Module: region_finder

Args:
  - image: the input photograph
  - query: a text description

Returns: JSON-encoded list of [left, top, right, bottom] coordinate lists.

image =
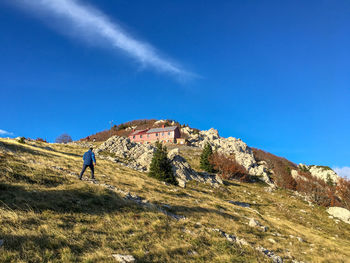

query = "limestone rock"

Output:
[[249, 218, 261, 227], [96, 136, 155, 172], [186, 129, 274, 185], [327, 207, 350, 224], [112, 254, 135, 263], [97, 136, 222, 187], [298, 164, 339, 183]]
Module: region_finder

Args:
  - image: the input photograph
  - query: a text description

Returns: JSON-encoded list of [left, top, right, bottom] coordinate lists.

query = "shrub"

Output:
[[55, 133, 73, 144], [148, 141, 178, 185], [336, 178, 350, 209], [252, 148, 298, 188], [200, 142, 215, 172], [36, 138, 47, 143], [295, 171, 333, 206], [210, 152, 249, 181], [275, 166, 297, 190]]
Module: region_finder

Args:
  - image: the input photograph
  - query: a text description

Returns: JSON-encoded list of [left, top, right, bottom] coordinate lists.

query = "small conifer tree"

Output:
[[148, 141, 178, 185], [200, 142, 214, 172]]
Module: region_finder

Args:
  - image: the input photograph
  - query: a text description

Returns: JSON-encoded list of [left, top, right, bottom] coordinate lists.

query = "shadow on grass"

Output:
[[0, 183, 132, 215], [167, 204, 239, 221], [0, 141, 54, 158], [1, 233, 83, 261]]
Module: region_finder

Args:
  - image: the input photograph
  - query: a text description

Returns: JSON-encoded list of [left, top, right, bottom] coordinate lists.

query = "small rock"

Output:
[[112, 254, 135, 263], [249, 218, 261, 227], [296, 237, 304, 242], [268, 238, 276, 244], [0, 240, 3, 247]]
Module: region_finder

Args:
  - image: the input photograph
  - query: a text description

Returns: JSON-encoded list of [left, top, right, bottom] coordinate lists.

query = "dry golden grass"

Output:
[[0, 138, 349, 263]]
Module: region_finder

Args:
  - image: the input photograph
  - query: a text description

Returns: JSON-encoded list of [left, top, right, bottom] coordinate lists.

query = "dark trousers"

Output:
[[79, 164, 94, 179]]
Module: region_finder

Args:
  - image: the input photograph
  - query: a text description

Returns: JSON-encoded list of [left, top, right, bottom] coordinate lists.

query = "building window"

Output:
[[147, 134, 149, 138], [168, 132, 171, 135], [162, 132, 164, 136], [133, 135, 135, 139], [156, 133, 158, 137], [140, 135, 143, 138]]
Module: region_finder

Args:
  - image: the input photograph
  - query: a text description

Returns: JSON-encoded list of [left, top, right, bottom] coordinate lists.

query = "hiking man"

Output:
[[79, 147, 96, 180]]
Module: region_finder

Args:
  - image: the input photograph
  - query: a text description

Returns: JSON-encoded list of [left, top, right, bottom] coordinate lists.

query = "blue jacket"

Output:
[[83, 150, 96, 165]]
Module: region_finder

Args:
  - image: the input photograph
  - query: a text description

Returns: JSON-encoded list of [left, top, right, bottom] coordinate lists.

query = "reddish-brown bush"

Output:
[[253, 148, 350, 209], [295, 171, 332, 206], [252, 148, 297, 188], [336, 178, 350, 209], [35, 138, 47, 143], [209, 153, 249, 182]]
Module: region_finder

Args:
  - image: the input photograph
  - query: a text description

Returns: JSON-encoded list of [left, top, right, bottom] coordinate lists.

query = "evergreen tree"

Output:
[[148, 141, 178, 185], [200, 142, 214, 172]]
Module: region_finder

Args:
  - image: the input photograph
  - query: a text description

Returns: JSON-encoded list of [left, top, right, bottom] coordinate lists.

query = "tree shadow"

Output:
[[0, 183, 131, 215]]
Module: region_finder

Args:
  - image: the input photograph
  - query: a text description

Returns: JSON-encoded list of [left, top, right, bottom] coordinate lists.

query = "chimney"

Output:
[[162, 125, 165, 128]]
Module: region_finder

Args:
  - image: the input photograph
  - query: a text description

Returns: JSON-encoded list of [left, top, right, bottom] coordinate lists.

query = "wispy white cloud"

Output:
[[0, 129, 14, 136], [333, 166, 350, 179], [11, 0, 193, 80]]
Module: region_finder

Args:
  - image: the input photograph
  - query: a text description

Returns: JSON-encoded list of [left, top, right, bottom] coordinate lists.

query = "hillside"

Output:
[[1, 138, 350, 263]]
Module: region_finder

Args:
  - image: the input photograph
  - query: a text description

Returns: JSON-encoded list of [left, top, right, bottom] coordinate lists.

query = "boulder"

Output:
[[327, 207, 350, 224]]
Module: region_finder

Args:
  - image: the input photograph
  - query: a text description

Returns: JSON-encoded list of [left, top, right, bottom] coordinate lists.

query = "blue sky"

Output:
[[0, 0, 349, 176]]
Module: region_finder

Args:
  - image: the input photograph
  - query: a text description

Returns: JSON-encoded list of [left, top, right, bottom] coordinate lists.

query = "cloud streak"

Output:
[[333, 166, 350, 179], [0, 129, 14, 136], [12, 0, 192, 79]]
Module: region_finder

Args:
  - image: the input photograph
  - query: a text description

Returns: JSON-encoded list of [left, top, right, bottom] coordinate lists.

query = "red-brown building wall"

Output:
[[129, 127, 181, 143]]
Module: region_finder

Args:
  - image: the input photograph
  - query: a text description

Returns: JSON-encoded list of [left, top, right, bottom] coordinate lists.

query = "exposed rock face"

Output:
[[96, 136, 155, 172], [327, 207, 350, 224], [298, 164, 339, 183], [183, 128, 273, 185], [96, 136, 222, 187]]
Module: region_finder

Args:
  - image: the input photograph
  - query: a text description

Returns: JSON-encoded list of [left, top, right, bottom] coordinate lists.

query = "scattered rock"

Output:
[[248, 218, 268, 232], [249, 218, 261, 227], [256, 246, 283, 263], [112, 254, 135, 263], [327, 207, 350, 224], [0, 239, 3, 247]]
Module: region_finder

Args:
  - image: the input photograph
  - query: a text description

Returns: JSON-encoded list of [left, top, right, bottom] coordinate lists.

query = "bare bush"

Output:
[[209, 152, 249, 182], [55, 133, 73, 144]]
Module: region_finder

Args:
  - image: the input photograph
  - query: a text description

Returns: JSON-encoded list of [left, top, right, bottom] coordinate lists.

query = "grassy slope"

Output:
[[0, 139, 349, 263]]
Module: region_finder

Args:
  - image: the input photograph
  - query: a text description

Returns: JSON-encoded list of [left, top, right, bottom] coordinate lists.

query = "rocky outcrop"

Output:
[[167, 148, 222, 188], [298, 164, 339, 183], [96, 136, 155, 172], [183, 128, 273, 185], [96, 136, 222, 187], [327, 207, 350, 224]]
